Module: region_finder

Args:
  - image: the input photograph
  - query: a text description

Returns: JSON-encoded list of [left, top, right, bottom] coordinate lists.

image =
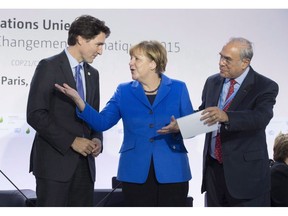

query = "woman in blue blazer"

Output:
[[55, 40, 194, 206]]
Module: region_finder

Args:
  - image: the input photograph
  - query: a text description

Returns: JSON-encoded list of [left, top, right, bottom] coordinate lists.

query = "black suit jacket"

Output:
[[199, 66, 279, 199], [27, 50, 103, 182], [270, 161, 288, 207]]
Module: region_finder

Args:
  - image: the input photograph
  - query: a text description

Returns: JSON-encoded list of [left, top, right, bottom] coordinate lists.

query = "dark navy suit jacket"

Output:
[[27, 50, 102, 182], [199, 66, 279, 199]]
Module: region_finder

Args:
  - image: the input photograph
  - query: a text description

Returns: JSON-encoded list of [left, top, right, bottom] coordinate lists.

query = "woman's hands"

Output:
[[55, 83, 86, 111]]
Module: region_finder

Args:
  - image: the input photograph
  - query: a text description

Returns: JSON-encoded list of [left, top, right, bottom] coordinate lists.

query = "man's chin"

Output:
[[219, 71, 226, 78]]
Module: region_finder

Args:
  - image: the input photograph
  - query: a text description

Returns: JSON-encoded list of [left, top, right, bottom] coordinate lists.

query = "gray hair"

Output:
[[228, 37, 254, 61]]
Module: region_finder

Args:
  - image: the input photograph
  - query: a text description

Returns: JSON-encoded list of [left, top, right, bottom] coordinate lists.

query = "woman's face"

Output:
[[129, 49, 156, 82]]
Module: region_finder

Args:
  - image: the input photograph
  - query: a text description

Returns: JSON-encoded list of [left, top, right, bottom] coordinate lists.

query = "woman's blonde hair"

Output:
[[129, 40, 167, 75]]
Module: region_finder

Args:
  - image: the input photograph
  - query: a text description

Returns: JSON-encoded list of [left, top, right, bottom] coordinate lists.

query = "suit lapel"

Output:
[[131, 81, 152, 108], [210, 76, 224, 107], [229, 68, 255, 110], [83, 63, 92, 103], [59, 51, 76, 89], [203, 75, 224, 108], [152, 74, 171, 108]]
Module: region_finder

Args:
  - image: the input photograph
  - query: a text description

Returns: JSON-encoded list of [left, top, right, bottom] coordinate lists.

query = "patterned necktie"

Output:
[[215, 79, 236, 163], [75, 64, 84, 100]]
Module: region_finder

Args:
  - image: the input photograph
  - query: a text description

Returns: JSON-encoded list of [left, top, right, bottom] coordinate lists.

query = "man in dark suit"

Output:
[[26, 15, 110, 206], [199, 37, 279, 206]]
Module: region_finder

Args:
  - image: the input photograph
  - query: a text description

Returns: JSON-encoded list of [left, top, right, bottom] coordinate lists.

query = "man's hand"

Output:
[[91, 138, 102, 157], [71, 137, 98, 157], [200, 106, 229, 126]]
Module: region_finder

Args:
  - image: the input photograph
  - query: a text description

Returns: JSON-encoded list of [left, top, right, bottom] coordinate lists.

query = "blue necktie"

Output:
[[75, 64, 85, 100]]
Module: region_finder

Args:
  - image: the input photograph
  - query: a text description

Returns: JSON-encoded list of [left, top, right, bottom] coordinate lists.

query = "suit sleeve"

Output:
[[26, 59, 75, 154], [88, 67, 103, 143], [226, 78, 279, 132], [77, 86, 122, 132]]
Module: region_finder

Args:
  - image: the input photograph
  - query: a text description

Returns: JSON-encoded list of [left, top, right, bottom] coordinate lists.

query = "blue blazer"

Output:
[[199, 66, 279, 199], [77, 74, 194, 183]]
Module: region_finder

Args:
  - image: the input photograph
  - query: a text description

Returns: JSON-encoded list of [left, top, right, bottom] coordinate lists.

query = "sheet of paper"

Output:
[[177, 111, 218, 139]]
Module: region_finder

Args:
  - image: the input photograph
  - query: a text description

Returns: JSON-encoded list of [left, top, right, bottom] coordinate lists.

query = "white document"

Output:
[[177, 111, 218, 139]]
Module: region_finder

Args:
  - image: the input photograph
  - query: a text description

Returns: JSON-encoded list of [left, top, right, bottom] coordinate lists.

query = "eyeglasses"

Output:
[[219, 55, 233, 64], [219, 53, 247, 65]]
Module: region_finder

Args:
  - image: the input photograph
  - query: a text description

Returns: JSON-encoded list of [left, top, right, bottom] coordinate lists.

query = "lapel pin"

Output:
[[88, 72, 91, 76]]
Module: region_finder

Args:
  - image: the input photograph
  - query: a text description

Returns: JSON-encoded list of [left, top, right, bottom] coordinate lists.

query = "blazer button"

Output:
[[172, 145, 176, 149], [149, 138, 154, 142], [149, 110, 153, 114], [149, 124, 154, 128]]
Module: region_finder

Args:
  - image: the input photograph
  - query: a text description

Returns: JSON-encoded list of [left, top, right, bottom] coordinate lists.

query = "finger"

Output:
[[92, 147, 100, 153], [54, 84, 64, 92], [210, 115, 216, 121], [161, 126, 169, 131], [63, 83, 70, 88], [93, 152, 100, 157], [157, 129, 167, 134], [171, 115, 176, 121], [200, 113, 210, 121]]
